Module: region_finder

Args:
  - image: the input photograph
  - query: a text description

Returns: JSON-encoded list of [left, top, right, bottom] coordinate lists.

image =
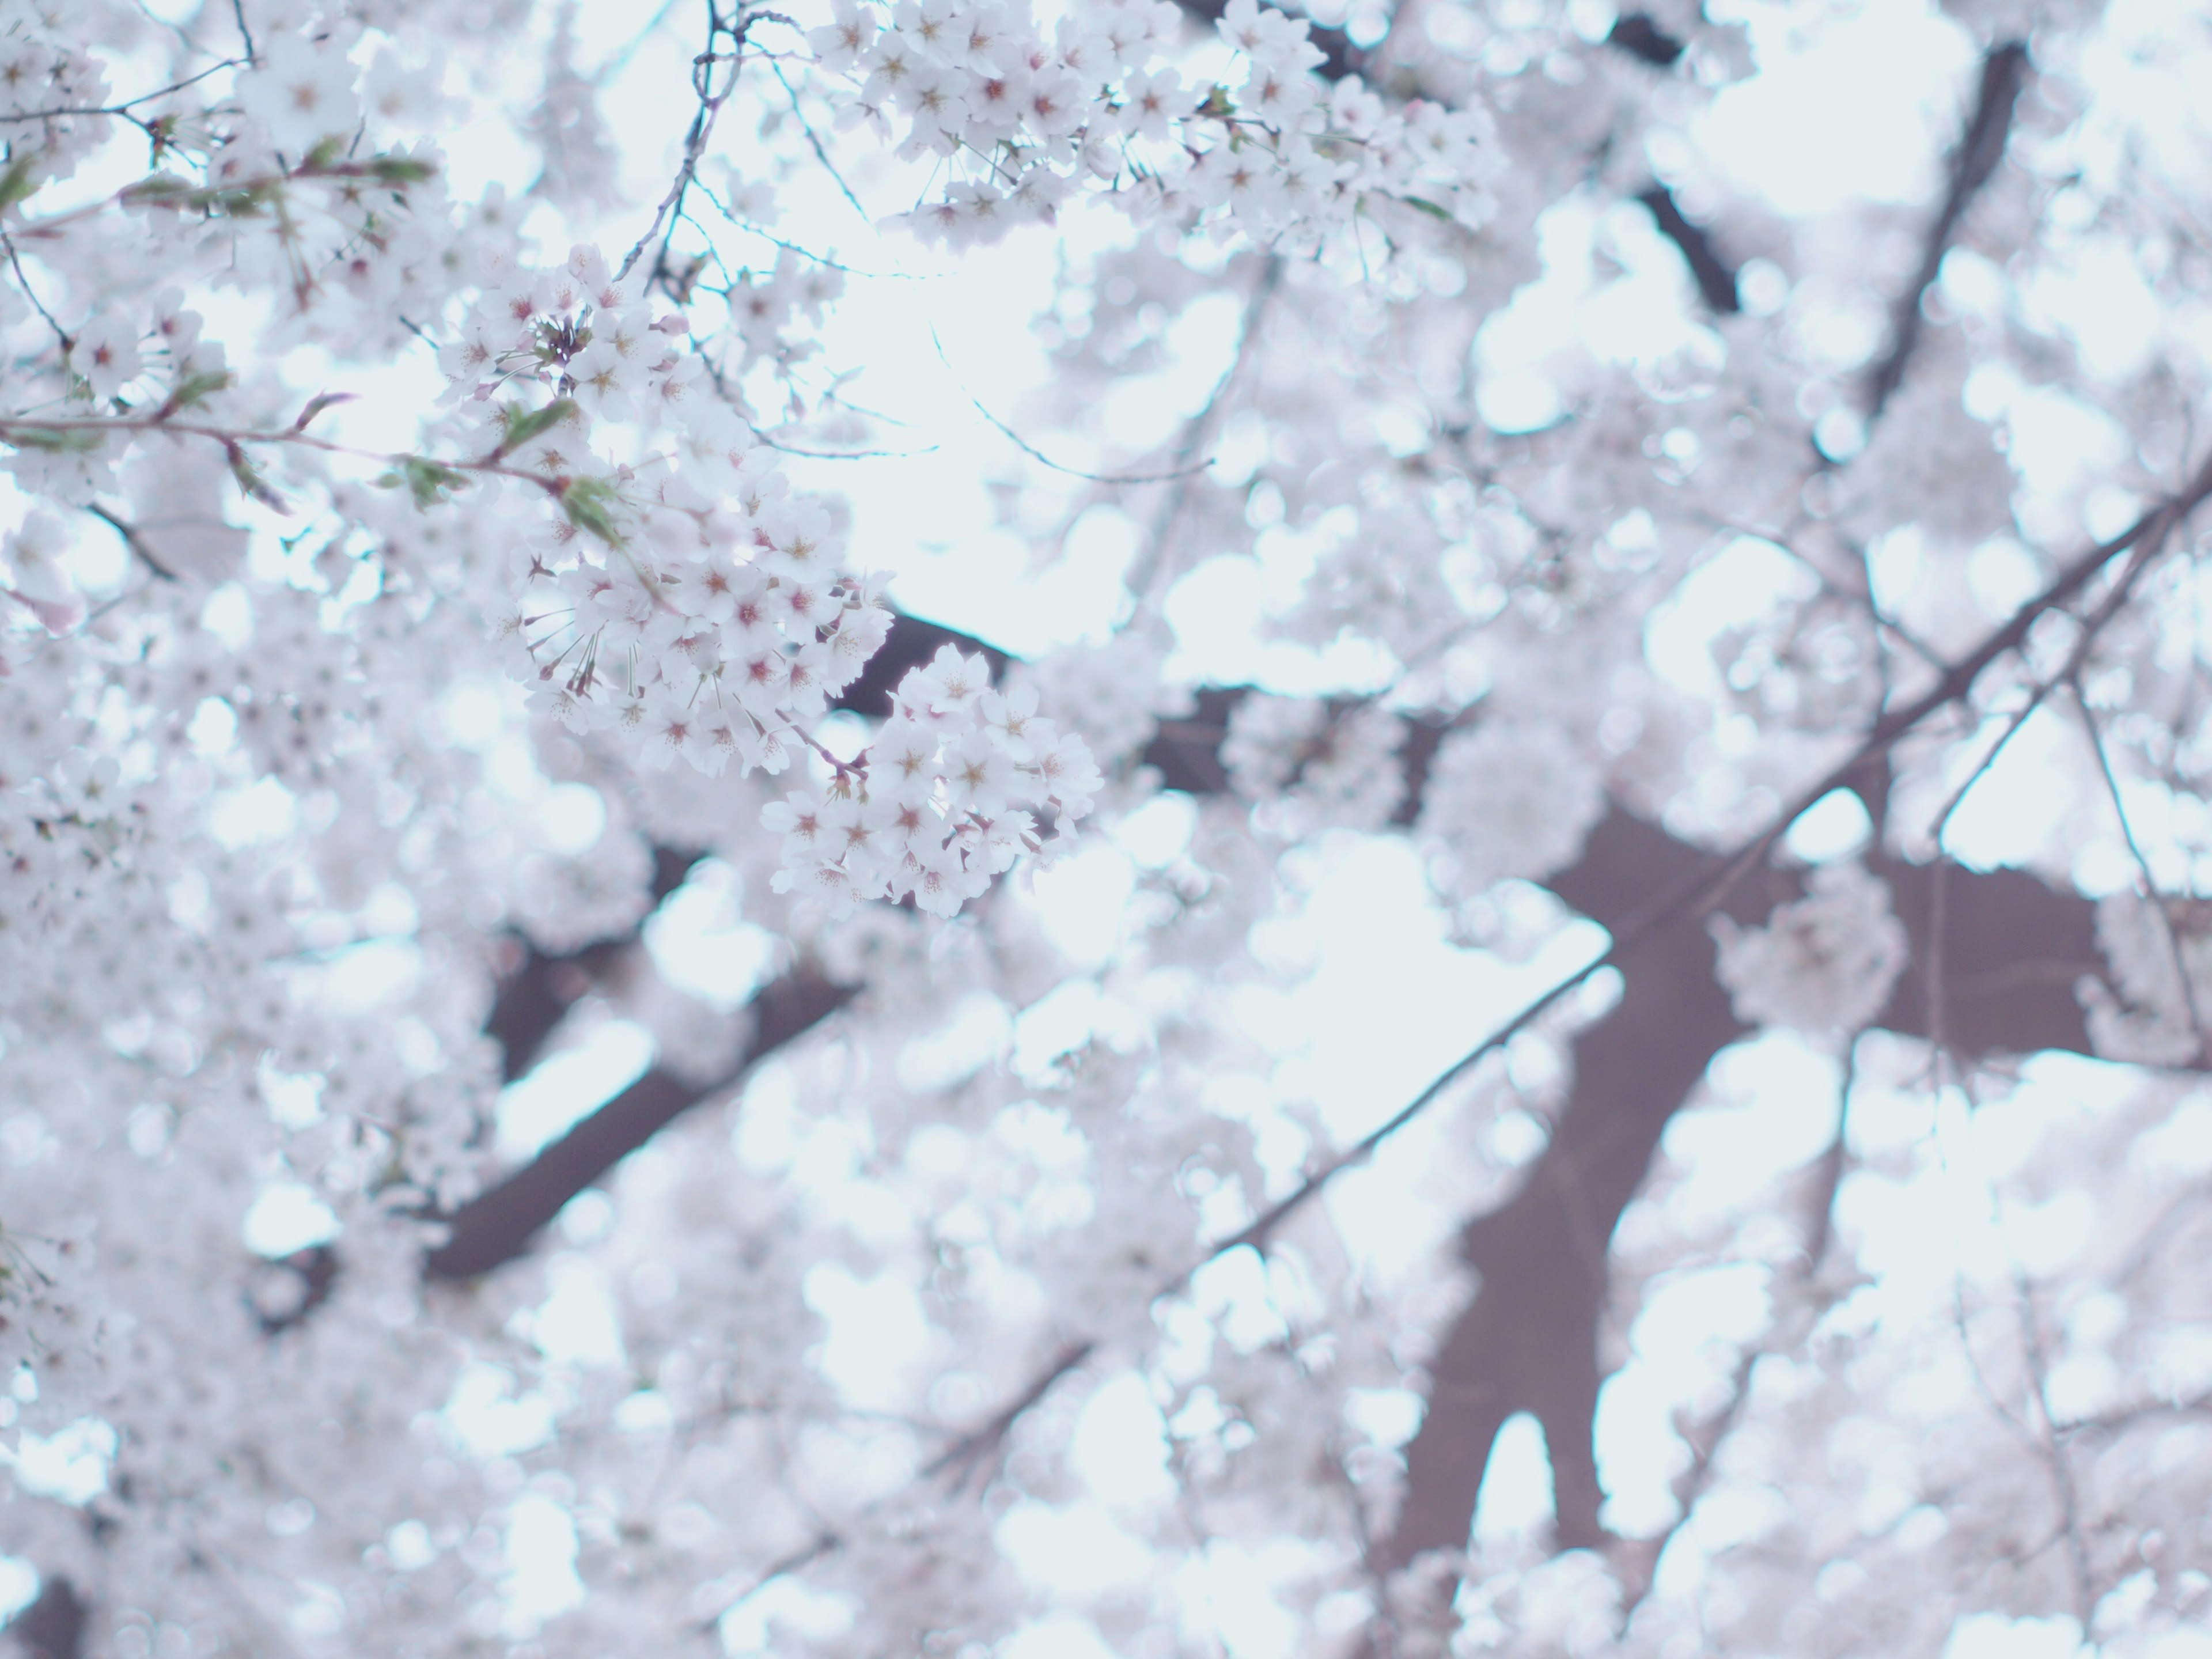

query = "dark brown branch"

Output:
[[486, 936, 637, 1085], [1638, 185, 1740, 315], [1700, 449, 2212, 916], [483, 844, 703, 1084], [1141, 687, 1242, 794], [479, 618, 1001, 1087], [8, 1578, 85, 1659], [1870, 853, 2100, 1054], [438, 613, 1011, 1282], [1382, 804, 2113, 1566], [1607, 14, 1684, 67], [438, 607, 2136, 1568], [1863, 40, 2031, 420], [427, 969, 858, 1279], [250, 1243, 339, 1335], [1167, 0, 1732, 327], [832, 613, 1009, 718], [1384, 811, 1751, 1562], [83, 504, 177, 582]]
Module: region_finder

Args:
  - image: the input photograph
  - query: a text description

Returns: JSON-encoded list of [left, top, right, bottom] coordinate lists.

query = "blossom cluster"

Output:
[[0, 20, 479, 524], [812, 0, 1501, 249], [447, 243, 896, 781], [0, 3, 113, 187], [1221, 691, 1407, 833], [2082, 888, 2212, 1066], [763, 645, 1101, 915], [1416, 714, 1608, 895], [1710, 859, 1909, 1037]]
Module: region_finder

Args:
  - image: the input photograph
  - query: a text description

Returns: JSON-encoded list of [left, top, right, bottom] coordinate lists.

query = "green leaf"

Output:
[[366, 154, 437, 186], [1400, 195, 1453, 221], [0, 152, 41, 214], [164, 369, 234, 414], [301, 137, 346, 172], [225, 442, 287, 513], [2, 425, 104, 454], [291, 390, 357, 431], [120, 173, 196, 209], [559, 476, 626, 547], [378, 455, 472, 510], [494, 398, 578, 458]]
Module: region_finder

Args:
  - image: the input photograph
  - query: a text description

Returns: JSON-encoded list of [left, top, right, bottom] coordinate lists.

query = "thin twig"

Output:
[[754, 435, 940, 460], [1127, 255, 1283, 604], [617, 1, 750, 282], [2069, 677, 2212, 1062], [2010, 1262, 2097, 1619], [2, 230, 70, 349], [1864, 41, 2031, 419], [771, 61, 870, 222], [0, 414, 582, 500], [8, 156, 440, 240], [1704, 450, 2212, 916], [695, 1531, 841, 1634], [930, 328, 1215, 486], [694, 1340, 1097, 1634], [0, 58, 247, 125], [1618, 1045, 1861, 1616], [922, 1338, 1097, 1486], [596, 0, 689, 81], [1179, 448, 2212, 1274], [84, 503, 177, 581]]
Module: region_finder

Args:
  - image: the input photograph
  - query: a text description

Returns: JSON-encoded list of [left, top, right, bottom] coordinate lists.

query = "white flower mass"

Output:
[[1710, 859, 1908, 1037], [5, 0, 2212, 1654]]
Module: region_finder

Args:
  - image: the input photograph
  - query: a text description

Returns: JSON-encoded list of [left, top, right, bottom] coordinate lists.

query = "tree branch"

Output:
[[1383, 811, 1752, 1563], [1638, 185, 1739, 315], [1381, 801, 2115, 1567], [425, 968, 857, 1279], [1863, 40, 2031, 419], [8, 1577, 85, 1659], [1607, 14, 1684, 68]]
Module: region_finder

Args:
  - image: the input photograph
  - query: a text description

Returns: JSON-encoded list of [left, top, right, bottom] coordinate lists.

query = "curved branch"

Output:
[[9, 1577, 85, 1659], [1864, 40, 2031, 419], [1638, 185, 1739, 315], [1383, 804, 2119, 1566], [426, 967, 857, 1280]]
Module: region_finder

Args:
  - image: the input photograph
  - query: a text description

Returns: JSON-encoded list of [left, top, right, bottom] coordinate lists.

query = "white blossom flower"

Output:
[[979, 682, 1047, 759], [810, 0, 878, 72], [1416, 716, 1606, 894], [72, 314, 141, 400], [911, 645, 991, 718], [237, 32, 362, 153], [1710, 861, 1909, 1037], [944, 730, 1017, 813], [1117, 66, 1194, 139]]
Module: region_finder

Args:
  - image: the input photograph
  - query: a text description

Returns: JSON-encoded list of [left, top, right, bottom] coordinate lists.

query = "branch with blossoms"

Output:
[[5, 146, 439, 248], [479, 433, 2212, 1574], [615, 0, 790, 290], [0, 400, 604, 622], [1863, 40, 2032, 420], [429, 240, 1105, 906], [799, 0, 1500, 252], [761, 644, 1102, 915], [428, 471, 2202, 1517]]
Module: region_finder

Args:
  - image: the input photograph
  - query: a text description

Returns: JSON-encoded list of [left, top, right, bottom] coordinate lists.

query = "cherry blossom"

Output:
[[5, 1, 2212, 1657]]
